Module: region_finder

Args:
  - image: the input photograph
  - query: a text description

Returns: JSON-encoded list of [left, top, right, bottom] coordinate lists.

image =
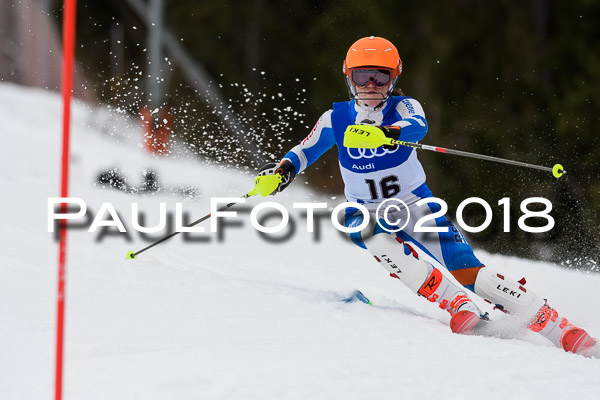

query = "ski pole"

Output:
[[343, 125, 565, 178], [125, 194, 248, 260], [126, 173, 283, 260]]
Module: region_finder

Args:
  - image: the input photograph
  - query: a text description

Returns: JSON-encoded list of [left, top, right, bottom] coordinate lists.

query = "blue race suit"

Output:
[[282, 96, 484, 290]]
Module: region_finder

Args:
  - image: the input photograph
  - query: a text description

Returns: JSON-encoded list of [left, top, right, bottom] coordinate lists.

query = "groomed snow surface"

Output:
[[1, 83, 599, 399]]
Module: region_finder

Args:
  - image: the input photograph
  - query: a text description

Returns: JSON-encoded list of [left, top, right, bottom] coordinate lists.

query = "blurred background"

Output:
[[1, 0, 599, 268]]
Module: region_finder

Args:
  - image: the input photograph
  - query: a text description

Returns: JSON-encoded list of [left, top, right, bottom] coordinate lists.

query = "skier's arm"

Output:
[[384, 98, 428, 143], [281, 110, 336, 174]]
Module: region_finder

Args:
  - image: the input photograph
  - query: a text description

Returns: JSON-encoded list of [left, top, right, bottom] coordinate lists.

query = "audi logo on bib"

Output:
[[346, 146, 399, 159]]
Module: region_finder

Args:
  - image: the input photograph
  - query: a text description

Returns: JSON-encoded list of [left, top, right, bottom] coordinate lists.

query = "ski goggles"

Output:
[[350, 68, 392, 87]]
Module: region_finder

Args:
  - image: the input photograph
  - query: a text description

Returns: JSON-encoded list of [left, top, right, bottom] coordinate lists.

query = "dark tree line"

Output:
[[53, 0, 600, 268]]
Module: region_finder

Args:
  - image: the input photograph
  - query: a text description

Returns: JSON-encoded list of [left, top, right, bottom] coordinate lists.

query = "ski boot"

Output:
[[448, 293, 490, 334]]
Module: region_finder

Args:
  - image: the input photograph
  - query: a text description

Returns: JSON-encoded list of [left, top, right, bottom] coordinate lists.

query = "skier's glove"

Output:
[[379, 126, 401, 150], [256, 160, 296, 195], [275, 160, 296, 192]]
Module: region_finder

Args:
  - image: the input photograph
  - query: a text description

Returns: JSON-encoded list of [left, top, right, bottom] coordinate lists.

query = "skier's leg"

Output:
[[398, 195, 597, 355], [346, 212, 488, 334], [366, 232, 488, 333], [473, 267, 598, 356], [427, 220, 598, 355], [415, 206, 598, 355], [344, 205, 487, 334]]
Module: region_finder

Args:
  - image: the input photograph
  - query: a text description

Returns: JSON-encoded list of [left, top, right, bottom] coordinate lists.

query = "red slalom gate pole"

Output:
[[55, 1, 77, 399]]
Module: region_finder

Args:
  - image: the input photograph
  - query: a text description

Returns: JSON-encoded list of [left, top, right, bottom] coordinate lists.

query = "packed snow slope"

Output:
[[1, 83, 599, 400]]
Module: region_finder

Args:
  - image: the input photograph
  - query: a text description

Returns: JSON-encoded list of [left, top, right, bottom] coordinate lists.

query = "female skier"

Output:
[[258, 36, 597, 356]]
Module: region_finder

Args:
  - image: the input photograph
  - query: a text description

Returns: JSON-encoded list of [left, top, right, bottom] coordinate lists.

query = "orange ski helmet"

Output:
[[343, 36, 402, 104]]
